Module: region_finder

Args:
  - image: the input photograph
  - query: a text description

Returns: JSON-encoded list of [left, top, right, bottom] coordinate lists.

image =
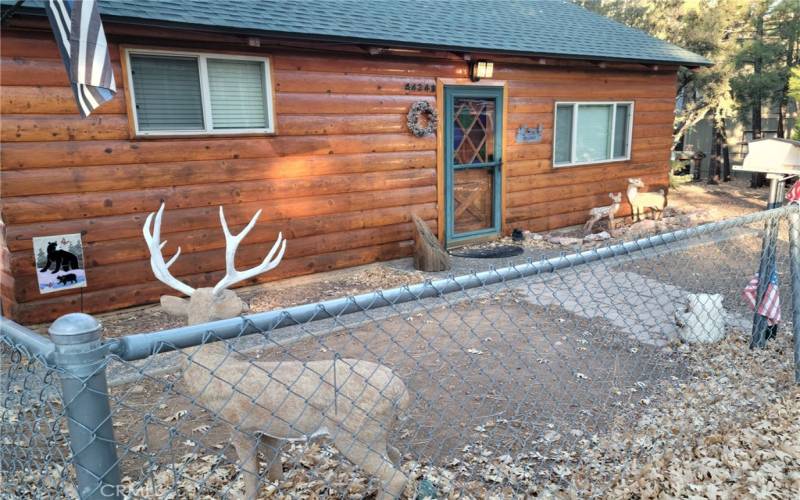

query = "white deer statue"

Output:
[[626, 178, 667, 222], [143, 203, 411, 500], [674, 293, 726, 344], [583, 192, 622, 235]]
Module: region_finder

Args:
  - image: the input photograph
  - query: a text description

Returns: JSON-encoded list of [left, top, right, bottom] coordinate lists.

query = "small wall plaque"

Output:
[[516, 124, 543, 144], [33, 233, 87, 294], [404, 82, 435, 92]]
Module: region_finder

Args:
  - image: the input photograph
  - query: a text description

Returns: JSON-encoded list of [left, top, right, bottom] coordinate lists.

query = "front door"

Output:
[[444, 86, 503, 245]]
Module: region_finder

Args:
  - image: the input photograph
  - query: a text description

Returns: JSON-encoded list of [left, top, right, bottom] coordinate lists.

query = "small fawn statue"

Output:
[[143, 203, 410, 499], [584, 192, 622, 235]]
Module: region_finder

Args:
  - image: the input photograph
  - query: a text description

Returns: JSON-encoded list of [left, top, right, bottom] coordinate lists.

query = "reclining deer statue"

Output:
[[143, 203, 411, 499]]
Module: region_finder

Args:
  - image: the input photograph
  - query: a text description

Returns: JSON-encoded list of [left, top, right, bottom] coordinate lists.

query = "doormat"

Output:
[[449, 244, 524, 259]]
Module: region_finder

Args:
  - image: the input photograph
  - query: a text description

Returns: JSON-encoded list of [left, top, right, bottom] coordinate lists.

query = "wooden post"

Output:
[[412, 214, 451, 272]]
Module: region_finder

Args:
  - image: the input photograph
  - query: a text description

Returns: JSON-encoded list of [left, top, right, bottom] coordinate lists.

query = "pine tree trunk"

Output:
[[708, 116, 724, 185], [750, 11, 765, 188]]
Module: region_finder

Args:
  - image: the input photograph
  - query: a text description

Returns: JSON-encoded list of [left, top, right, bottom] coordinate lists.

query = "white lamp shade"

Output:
[[740, 138, 800, 176]]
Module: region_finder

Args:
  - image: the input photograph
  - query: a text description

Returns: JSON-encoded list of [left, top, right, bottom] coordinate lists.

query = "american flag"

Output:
[[786, 181, 800, 204], [44, 0, 116, 117], [743, 270, 781, 325]]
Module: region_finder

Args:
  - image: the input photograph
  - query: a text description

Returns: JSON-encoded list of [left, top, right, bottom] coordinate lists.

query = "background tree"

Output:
[[729, 0, 798, 184], [764, 0, 799, 139], [790, 67, 800, 139], [577, 0, 798, 185], [576, 0, 748, 183]]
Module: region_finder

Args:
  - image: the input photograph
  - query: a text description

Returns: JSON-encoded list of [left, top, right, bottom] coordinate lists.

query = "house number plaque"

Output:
[[405, 82, 434, 92]]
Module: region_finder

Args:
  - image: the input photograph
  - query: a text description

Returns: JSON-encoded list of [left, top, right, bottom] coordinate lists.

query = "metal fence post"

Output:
[[751, 176, 786, 348], [789, 208, 800, 383], [49, 313, 121, 499]]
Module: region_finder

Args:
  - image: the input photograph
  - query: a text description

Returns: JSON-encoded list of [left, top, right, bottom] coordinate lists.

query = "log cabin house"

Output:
[[0, 0, 710, 323]]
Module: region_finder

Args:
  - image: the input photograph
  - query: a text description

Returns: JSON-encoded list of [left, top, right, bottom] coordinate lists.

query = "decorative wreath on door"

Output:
[[407, 101, 438, 137]]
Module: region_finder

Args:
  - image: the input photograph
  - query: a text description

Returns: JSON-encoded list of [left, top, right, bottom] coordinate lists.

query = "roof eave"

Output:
[[108, 15, 715, 68], [3, 6, 714, 68]]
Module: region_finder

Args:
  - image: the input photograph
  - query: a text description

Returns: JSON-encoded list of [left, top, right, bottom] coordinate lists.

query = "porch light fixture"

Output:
[[469, 60, 494, 81]]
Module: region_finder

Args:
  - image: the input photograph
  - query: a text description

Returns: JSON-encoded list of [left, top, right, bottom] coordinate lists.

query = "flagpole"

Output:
[[750, 175, 785, 348]]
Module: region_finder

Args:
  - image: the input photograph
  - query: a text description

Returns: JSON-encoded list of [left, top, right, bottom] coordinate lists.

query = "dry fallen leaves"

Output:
[[3, 327, 798, 499]]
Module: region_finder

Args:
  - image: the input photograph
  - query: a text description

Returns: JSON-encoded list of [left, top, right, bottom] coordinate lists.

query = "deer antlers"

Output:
[[143, 203, 286, 297], [213, 206, 286, 296], [143, 204, 196, 297]]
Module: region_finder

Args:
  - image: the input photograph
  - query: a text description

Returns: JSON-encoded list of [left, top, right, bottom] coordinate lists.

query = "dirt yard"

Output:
[[5, 290, 690, 498], [6, 290, 795, 498]]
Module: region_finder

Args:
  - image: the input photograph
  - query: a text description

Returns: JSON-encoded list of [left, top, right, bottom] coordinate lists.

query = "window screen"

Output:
[[554, 105, 573, 164], [129, 54, 204, 132], [575, 105, 612, 163], [207, 59, 268, 130], [613, 104, 630, 158]]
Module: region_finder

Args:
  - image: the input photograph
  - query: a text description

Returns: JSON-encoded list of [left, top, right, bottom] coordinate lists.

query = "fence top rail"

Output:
[[106, 204, 798, 362], [0, 316, 55, 362]]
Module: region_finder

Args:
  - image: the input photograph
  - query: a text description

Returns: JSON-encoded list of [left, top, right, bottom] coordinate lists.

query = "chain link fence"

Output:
[[3, 205, 799, 498]]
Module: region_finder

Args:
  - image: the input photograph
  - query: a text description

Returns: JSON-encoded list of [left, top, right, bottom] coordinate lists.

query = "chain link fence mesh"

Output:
[[1, 339, 75, 497], [2, 207, 798, 498]]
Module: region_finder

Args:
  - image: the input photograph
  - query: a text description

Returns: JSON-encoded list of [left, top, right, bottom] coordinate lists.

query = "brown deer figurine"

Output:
[[143, 203, 411, 499]]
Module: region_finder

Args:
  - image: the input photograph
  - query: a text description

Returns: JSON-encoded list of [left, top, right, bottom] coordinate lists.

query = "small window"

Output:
[[126, 50, 274, 135], [553, 102, 632, 166]]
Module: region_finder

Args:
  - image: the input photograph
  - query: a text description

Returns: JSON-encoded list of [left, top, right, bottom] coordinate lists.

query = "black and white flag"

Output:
[[44, 0, 116, 117]]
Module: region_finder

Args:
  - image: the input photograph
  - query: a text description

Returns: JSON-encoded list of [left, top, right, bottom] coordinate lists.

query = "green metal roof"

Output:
[[4, 0, 711, 67]]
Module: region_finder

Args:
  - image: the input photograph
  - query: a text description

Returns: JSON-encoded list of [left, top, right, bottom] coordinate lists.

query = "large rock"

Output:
[[625, 219, 671, 237], [547, 236, 583, 246], [584, 231, 611, 242], [523, 230, 544, 241]]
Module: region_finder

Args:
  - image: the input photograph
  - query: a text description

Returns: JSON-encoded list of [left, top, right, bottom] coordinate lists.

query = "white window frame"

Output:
[[124, 48, 276, 136], [552, 101, 634, 168]]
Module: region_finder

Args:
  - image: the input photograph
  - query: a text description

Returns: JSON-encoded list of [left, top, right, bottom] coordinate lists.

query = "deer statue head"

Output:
[[627, 177, 645, 189], [143, 203, 286, 325]]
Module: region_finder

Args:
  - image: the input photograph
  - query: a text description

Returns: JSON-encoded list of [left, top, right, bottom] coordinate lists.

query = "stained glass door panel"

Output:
[[453, 167, 494, 234], [452, 98, 495, 165]]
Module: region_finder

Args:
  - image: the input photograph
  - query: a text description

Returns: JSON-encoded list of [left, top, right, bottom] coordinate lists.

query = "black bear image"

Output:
[[57, 273, 78, 286], [40, 242, 79, 274]]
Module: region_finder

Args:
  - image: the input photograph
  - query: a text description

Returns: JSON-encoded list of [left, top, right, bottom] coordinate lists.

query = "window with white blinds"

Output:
[[207, 59, 268, 129], [552, 102, 633, 167], [129, 55, 205, 132], [126, 50, 274, 135]]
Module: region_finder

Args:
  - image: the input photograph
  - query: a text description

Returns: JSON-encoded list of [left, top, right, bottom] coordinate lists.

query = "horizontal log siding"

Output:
[[0, 29, 676, 323], [503, 68, 674, 232]]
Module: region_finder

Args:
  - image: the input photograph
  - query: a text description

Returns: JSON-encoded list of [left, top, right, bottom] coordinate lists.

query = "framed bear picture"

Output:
[[33, 234, 87, 294]]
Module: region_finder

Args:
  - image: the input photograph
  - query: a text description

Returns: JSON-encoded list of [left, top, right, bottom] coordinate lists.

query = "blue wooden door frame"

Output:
[[444, 86, 503, 245]]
